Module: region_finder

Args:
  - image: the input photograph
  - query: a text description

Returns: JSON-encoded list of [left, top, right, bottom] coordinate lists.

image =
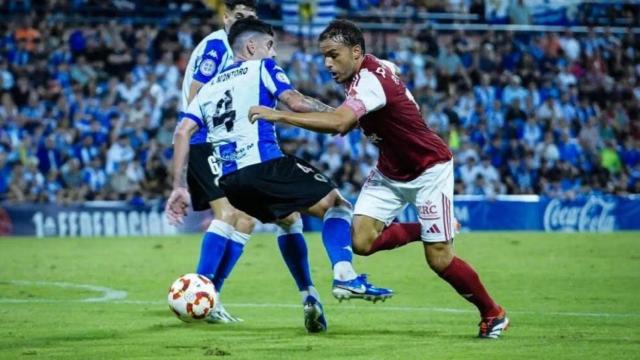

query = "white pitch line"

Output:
[[1, 281, 638, 319], [4, 298, 636, 319], [119, 301, 640, 318], [3, 280, 127, 302]]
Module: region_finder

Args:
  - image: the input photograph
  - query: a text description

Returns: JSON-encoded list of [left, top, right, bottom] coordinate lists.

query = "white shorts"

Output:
[[354, 160, 455, 242]]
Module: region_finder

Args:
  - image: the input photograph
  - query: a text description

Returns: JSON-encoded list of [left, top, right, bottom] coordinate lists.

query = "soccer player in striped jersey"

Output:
[[168, 18, 393, 333], [167, 0, 259, 324]]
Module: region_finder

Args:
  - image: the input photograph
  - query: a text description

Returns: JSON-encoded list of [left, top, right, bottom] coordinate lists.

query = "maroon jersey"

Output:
[[342, 55, 452, 181]]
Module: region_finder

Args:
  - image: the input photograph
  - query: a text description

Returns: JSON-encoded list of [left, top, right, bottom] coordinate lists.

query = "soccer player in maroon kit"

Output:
[[249, 19, 509, 338]]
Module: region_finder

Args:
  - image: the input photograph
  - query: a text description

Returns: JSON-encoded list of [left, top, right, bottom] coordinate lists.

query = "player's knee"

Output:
[[424, 242, 454, 273], [218, 206, 240, 225], [318, 190, 350, 214], [235, 214, 255, 234], [351, 221, 378, 256]]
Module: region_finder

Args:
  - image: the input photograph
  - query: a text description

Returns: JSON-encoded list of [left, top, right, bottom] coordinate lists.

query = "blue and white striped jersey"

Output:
[[183, 58, 293, 176], [181, 29, 234, 145]]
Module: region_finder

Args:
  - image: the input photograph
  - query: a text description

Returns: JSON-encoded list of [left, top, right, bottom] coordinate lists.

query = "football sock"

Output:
[[366, 223, 422, 255], [300, 286, 321, 304], [213, 231, 250, 292], [438, 256, 501, 318], [277, 218, 313, 293], [196, 220, 233, 280], [322, 206, 357, 281]]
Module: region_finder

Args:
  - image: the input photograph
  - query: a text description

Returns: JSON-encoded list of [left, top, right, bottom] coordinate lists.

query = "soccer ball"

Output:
[[167, 273, 216, 322]]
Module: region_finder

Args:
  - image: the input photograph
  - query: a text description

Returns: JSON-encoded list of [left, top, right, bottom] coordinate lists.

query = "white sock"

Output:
[[333, 261, 357, 281], [230, 231, 250, 245], [300, 286, 321, 304]]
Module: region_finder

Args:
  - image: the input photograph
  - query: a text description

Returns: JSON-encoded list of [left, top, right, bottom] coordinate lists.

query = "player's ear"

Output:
[[247, 39, 256, 56], [352, 44, 363, 60], [222, 10, 231, 28]]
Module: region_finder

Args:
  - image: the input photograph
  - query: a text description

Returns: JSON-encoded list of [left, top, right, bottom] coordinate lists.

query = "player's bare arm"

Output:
[[249, 104, 358, 135], [187, 80, 205, 105], [278, 89, 334, 113], [166, 117, 199, 224], [171, 118, 199, 188]]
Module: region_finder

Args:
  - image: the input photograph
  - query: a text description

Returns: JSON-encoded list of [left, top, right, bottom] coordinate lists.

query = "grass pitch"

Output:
[[1, 232, 639, 359]]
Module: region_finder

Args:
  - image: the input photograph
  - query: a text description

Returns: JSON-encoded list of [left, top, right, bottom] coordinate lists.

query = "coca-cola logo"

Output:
[[543, 197, 616, 232]]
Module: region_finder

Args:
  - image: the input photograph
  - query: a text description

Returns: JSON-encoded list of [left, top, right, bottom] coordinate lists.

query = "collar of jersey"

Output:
[[220, 61, 245, 73]]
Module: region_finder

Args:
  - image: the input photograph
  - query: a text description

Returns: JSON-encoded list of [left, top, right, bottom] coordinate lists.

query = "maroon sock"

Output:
[[365, 223, 421, 255], [438, 256, 501, 318]]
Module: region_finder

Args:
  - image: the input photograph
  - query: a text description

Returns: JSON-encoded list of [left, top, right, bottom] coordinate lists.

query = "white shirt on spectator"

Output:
[[537, 100, 562, 120], [106, 141, 135, 174], [459, 162, 480, 186], [523, 121, 542, 148], [126, 162, 145, 183], [536, 142, 560, 162], [116, 81, 147, 104], [502, 85, 528, 105], [559, 36, 581, 61], [558, 71, 577, 89], [476, 162, 500, 183], [83, 166, 107, 192]]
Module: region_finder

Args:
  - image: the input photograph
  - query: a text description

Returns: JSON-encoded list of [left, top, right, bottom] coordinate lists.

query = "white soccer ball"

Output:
[[167, 273, 216, 322]]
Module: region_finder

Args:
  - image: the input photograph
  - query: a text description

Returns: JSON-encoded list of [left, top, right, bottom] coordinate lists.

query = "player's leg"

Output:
[[275, 213, 326, 333], [307, 190, 356, 281], [305, 189, 393, 302], [198, 198, 247, 323], [357, 218, 461, 255], [416, 160, 508, 338], [350, 168, 417, 256], [187, 144, 246, 323], [212, 210, 255, 293], [219, 155, 392, 302]]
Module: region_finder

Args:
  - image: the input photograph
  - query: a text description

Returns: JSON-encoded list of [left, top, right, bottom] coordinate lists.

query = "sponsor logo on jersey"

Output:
[[418, 201, 440, 220], [200, 58, 217, 77], [425, 223, 441, 234], [215, 143, 255, 162], [275, 71, 290, 84]]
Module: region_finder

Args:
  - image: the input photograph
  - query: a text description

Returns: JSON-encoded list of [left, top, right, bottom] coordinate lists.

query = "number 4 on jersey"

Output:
[[296, 163, 328, 183]]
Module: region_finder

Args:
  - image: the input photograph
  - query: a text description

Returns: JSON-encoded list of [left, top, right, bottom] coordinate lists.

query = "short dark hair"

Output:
[[318, 19, 365, 54], [225, 0, 257, 11], [228, 18, 274, 49]]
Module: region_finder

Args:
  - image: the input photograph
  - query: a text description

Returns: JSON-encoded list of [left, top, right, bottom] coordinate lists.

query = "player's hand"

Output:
[[165, 187, 191, 226], [249, 106, 279, 124]]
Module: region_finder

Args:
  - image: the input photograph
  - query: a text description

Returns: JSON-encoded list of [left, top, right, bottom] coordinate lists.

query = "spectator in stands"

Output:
[[508, 0, 531, 25], [502, 75, 527, 105], [436, 42, 463, 76], [106, 134, 135, 174], [0, 3, 637, 204], [601, 141, 622, 175]]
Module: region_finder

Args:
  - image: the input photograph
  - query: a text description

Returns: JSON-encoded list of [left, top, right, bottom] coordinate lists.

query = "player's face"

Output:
[[320, 38, 361, 83], [251, 34, 277, 60], [224, 5, 257, 31]]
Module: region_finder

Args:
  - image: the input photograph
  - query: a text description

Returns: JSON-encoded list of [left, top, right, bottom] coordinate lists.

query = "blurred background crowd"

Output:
[[0, 0, 638, 205]]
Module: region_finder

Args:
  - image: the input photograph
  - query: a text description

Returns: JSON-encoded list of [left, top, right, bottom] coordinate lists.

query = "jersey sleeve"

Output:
[[342, 70, 387, 119], [379, 59, 400, 75], [192, 38, 228, 84], [182, 95, 205, 129], [260, 58, 294, 98]]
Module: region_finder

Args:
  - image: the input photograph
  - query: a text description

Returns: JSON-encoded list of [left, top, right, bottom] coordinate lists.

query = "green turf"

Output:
[[1, 232, 639, 359]]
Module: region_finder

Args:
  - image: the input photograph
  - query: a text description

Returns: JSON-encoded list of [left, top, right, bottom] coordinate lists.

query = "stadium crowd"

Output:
[[0, 2, 638, 205]]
